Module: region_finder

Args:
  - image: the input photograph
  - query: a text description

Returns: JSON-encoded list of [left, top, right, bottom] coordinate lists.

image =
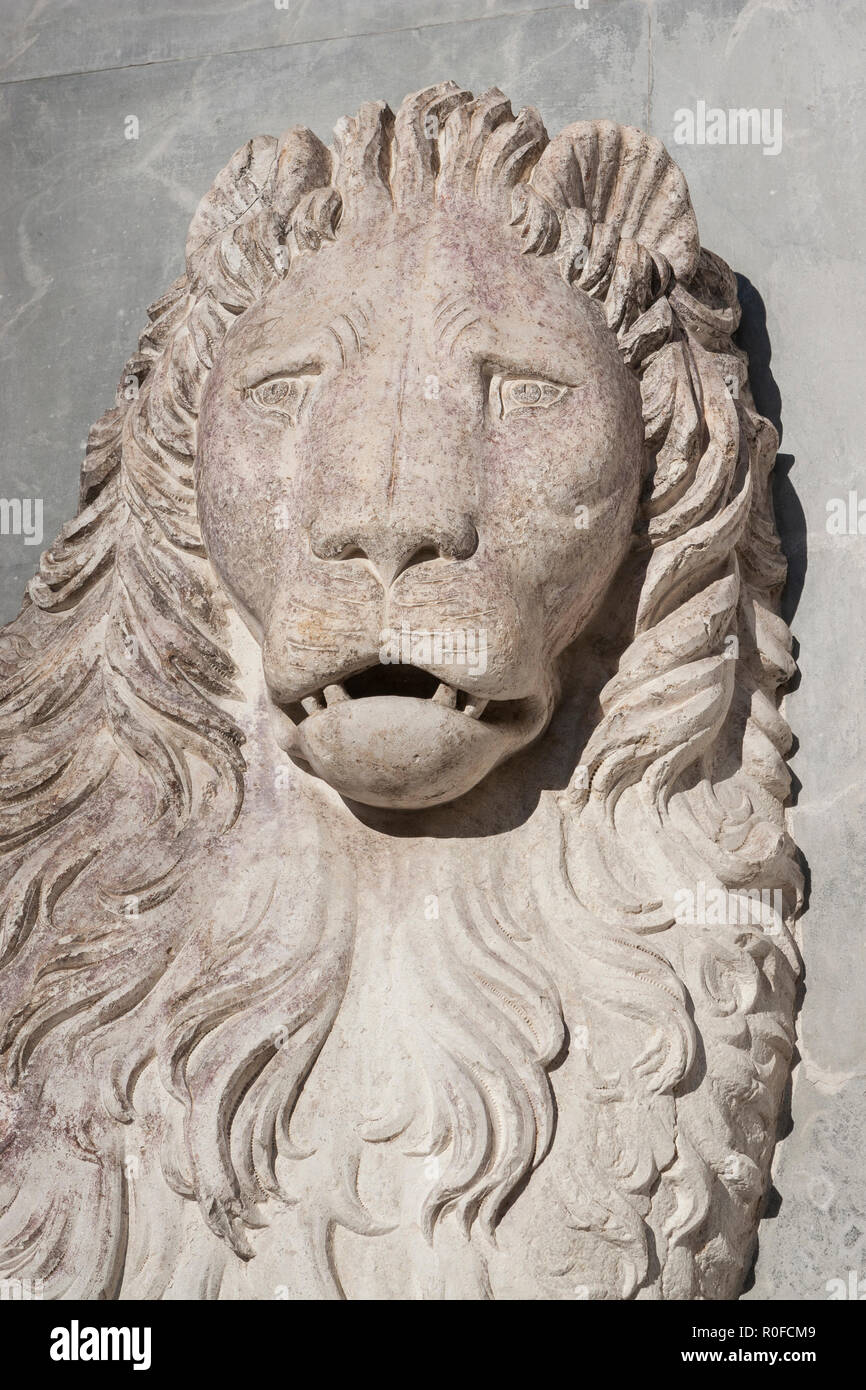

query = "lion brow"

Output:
[[325, 311, 365, 366], [432, 292, 474, 326], [435, 299, 482, 355]]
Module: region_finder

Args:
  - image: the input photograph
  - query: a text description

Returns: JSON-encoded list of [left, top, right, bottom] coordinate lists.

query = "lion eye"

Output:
[[247, 375, 314, 424], [489, 374, 568, 419]]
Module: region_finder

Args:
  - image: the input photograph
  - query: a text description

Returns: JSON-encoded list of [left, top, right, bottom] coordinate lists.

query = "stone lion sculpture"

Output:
[[0, 82, 801, 1300]]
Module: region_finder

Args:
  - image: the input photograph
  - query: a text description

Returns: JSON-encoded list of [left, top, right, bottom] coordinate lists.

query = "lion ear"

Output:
[[530, 119, 700, 282]]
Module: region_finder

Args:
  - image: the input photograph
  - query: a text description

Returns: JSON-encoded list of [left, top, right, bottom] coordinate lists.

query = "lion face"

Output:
[[197, 200, 645, 808]]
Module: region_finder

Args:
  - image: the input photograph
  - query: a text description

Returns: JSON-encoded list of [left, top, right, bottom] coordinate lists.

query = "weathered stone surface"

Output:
[[0, 81, 802, 1300]]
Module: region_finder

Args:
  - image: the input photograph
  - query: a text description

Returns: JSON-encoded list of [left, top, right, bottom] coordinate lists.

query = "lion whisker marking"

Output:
[[432, 292, 467, 327], [435, 302, 479, 350]]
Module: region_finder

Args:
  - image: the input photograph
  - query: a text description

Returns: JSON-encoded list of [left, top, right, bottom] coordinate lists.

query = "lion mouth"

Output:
[[284, 663, 489, 725], [270, 660, 555, 809]]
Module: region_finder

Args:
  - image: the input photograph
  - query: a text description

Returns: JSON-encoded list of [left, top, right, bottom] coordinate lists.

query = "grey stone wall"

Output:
[[1, 0, 863, 1300]]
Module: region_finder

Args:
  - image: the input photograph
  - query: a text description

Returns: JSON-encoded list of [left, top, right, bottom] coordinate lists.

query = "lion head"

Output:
[[0, 83, 801, 1300]]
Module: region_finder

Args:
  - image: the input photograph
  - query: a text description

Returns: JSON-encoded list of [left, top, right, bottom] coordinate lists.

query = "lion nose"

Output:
[[309, 521, 478, 589]]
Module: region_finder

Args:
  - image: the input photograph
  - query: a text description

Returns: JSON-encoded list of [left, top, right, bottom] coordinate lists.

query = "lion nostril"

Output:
[[406, 544, 439, 567], [310, 537, 367, 562], [451, 523, 479, 562], [309, 523, 477, 587]]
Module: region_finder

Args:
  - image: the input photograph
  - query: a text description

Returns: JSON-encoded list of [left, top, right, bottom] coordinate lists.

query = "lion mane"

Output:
[[0, 83, 800, 1300]]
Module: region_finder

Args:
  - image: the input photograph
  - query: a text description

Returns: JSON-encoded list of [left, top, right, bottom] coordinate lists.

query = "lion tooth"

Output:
[[323, 683, 350, 706], [464, 698, 488, 719], [301, 694, 324, 716], [432, 682, 457, 708]]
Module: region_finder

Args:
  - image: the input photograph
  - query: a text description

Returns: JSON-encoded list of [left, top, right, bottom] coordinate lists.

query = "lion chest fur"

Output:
[[116, 793, 598, 1300], [101, 769, 773, 1302]]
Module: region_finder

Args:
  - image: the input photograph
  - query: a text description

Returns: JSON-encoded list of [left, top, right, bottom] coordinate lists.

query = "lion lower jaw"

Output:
[[266, 682, 552, 810]]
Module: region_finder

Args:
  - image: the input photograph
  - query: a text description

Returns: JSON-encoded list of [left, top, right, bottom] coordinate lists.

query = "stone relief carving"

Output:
[[0, 82, 801, 1300]]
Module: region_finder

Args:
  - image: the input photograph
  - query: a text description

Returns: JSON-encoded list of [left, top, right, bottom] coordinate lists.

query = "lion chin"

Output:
[[0, 82, 801, 1300]]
